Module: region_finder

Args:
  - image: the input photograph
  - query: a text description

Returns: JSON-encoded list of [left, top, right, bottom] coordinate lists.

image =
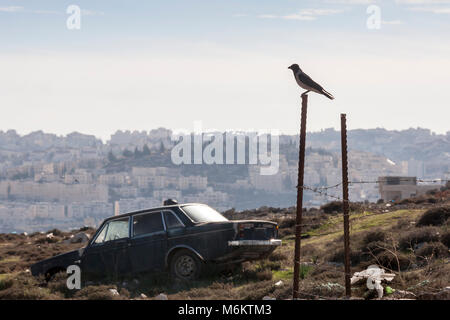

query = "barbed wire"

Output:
[[312, 178, 449, 191], [297, 177, 449, 204]]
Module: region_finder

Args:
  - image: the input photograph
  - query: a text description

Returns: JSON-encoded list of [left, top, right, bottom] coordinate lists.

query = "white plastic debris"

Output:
[[351, 265, 395, 298], [46, 233, 54, 239], [109, 288, 120, 296], [155, 293, 168, 300], [275, 280, 283, 287], [262, 296, 276, 300], [140, 293, 147, 299]]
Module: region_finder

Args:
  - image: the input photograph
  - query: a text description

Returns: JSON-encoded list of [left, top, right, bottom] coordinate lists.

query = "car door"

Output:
[[81, 217, 131, 277], [127, 211, 167, 273]]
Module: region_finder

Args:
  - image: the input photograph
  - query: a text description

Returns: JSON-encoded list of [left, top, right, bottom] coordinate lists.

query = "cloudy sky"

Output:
[[0, 0, 449, 141]]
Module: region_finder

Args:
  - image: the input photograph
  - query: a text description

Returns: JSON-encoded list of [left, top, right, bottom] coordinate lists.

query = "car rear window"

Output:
[[133, 212, 164, 236], [181, 205, 228, 223]]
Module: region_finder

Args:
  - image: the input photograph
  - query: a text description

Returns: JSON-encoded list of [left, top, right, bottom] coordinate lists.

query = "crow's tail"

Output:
[[321, 89, 334, 100]]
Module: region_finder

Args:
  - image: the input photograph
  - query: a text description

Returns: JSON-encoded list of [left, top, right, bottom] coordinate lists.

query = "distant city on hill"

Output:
[[0, 127, 448, 233]]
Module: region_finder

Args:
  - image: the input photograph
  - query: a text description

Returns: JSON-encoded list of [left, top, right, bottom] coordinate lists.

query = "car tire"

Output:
[[170, 249, 202, 281]]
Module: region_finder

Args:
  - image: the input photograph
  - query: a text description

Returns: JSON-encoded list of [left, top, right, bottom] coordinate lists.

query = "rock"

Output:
[[140, 293, 147, 299], [318, 282, 345, 292], [262, 296, 276, 300], [326, 261, 344, 267], [418, 289, 450, 300], [64, 232, 90, 244], [275, 280, 283, 287], [392, 290, 416, 299], [109, 289, 120, 296], [155, 293, 168, 300]]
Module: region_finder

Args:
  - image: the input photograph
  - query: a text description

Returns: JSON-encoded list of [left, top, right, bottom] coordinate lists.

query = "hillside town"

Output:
[[0, 128, 448, 233]]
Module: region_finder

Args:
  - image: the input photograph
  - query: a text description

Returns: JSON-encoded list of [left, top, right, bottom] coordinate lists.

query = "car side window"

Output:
[[133, 212, 164, 237], [163, 211, 184, 229], [94, 217, 129, 244]]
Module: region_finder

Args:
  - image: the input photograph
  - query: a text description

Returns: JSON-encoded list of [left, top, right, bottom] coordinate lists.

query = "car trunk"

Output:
[[233, 220, 278, 241]]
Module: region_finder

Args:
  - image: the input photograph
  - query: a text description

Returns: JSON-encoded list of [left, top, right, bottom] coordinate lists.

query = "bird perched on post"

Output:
[[288, 64, 334, 100]]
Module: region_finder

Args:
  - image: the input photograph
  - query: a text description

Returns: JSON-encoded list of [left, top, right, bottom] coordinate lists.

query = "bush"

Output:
[[242, 280, 275, 300], [416, 206, 450, 227], [362, 230, 386, 246], [0, 278, 14, 291], [415, 242, 449, 261], [47, 229, 63, 236], [321, 201, 342, 214], [74, 285, 119, 300], [361, 241, 387, 257], [375, 251, 411, 271], [268, 251, 288, 262], [399, 227, 440, 250], [278, 217, 295, 229], [441, 231, 450, 248], [320, 201, 361, 214], [328, 248, 362, 266]]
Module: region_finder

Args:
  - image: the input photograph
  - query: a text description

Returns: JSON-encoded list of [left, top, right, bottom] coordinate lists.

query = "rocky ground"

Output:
[[0, 188, 449, 300]]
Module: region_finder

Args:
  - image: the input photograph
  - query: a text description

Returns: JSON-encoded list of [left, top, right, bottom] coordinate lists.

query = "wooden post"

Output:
[[340, 113, 351, 297], [292, 94, 308, 299]]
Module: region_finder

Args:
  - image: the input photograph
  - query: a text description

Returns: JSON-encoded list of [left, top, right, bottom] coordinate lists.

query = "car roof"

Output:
[[103, 203, 207, 222]]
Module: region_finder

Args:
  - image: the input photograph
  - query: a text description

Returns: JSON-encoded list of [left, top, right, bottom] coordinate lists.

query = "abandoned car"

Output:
[[31, 202, 282, 280]]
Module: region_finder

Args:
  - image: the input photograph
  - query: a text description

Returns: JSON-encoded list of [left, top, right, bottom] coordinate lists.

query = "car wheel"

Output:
[[170, 250, 202, 281]]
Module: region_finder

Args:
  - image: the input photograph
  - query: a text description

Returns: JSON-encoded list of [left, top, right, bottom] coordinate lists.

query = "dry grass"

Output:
[[0, 200, 449, 300]]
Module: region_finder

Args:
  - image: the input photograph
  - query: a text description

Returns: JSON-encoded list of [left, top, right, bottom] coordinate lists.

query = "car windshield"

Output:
[[181, 205, 228, 223]]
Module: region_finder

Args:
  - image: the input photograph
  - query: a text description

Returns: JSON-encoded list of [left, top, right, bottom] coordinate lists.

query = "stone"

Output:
[[109, 288, 120, 296], [64, 232, 90, 244], [155, 293, 168, 300]]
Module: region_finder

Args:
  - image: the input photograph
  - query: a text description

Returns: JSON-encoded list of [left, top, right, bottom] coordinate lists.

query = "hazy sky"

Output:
[[0, 0, 449, 141]]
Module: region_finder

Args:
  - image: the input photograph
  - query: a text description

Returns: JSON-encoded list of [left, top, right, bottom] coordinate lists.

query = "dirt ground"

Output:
[[0, 191, 449, 300]]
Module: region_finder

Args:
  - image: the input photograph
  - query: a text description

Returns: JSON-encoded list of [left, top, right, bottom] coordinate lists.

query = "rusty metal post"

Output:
[[340, 113, 351, 297], [292, 94, 308, 299]]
